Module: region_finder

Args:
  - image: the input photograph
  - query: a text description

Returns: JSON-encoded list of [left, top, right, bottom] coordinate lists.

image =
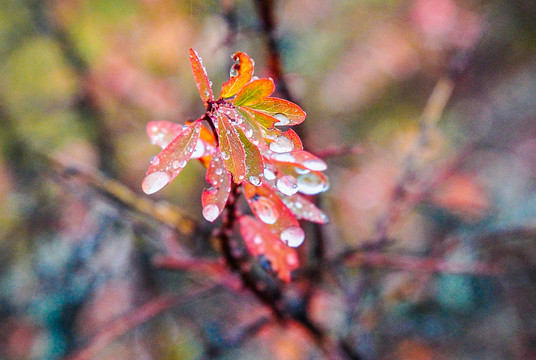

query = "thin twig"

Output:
[[45, 154, 197, 235], [65, 286, 222, 360]]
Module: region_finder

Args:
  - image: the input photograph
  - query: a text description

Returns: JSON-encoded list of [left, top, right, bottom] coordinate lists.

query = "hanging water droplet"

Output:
[[191, 140, 205, 158], [202, 204, 220, 222], [271, 152, 295, 163], [179, 160, 187, 167], [222, 151, 230, 160], [142, 171, 170, 194], [276, 175, 298, 196], [263, 166, 277, 181], [230, 65, 239, 77], [251, 197, 279, 224], [303, 158, 327, 171], [248, 176, 262, 186], [269, 136, 294, 153], [280, 226, 305, 247], [296, 173, 325, 195], [273, 113, 290, 126]]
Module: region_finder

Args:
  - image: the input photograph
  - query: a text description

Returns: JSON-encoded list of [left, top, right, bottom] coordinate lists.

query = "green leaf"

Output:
[[215, 112, 246, 183], [233, 78, 275, 106], [237, 127, 264, 185], [247, 97, 306, 125]]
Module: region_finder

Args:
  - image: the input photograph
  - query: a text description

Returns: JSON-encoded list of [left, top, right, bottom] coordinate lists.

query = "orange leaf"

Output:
[[142, 120, 202, 194], [189, 49, 213, 103], [239, 215, 300, 282], [201, 151, 231, 222], [243, 182, 305, 247], [233, 78, 275, 106], [247, 97, 306, 126], [220, 52, 254, 98]]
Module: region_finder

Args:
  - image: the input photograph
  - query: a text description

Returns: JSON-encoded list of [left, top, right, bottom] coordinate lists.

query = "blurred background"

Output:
[[1, 0, 536, 359]]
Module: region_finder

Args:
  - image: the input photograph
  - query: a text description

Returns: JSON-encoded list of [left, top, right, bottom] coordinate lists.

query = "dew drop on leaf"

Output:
[[191, 140, 205, 158], [296, 173, 325, 195], [295, 167, 310, 175], [273, 113, 290, 126], [263, 166, 277, 181], [222, 151, 230, 160], [142, 171, 171, 194], [280, 226, 305, 247], [252, 197, 279, 224], [172, 160, 181, 169], [230, 65, 239, 77], [202, 204, 220, 222], [269, 136, 294, 153], [276, 175, 298, 196], [248, 175, 262, 186], [215, 167, 223, 175], [302, 158, 327, 171]]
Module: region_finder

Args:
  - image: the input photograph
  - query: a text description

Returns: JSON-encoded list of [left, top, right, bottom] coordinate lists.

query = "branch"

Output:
[[65, 286, 222, 360], [44, 154, 197, 235], [339, 250, 501, 276]]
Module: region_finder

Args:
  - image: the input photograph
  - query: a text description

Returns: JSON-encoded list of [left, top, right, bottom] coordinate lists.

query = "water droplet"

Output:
[[276, 175, 298, 196], [272, 153, 295, 163], [142, 171, 170, 194], [280, 226, 305, 247], [251, 197, 279, 224], [269, 136, 294, 153], [202, 204, 220, 222], [204, 90, 211, 98], [222, 152, 230, 160], [151, 125, 159, 132], [191, 141, 205, 158], [303, 158, 327, 171], [295, 167, 310, 175], [296, 173, 325, 195], [215, 167, 223, 175], [263, 166, 277, 181], [273, 113, 290, 126], [179, 160, 187, 167], [253, 235, 263, 245], [248, 176, 262, 186], [172, 160, 181, 169], [152, 157, 160, 166], [230, 66, 239, 77], [245, 128, 253, 138], [286, 253, 298, 266]]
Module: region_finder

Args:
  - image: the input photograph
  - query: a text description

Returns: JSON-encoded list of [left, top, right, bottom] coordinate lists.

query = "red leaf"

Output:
[[142, 120, 202, 194], [279, 193, 329, 224], [189, 49, 213, 103], [233, 78, 275, 106], [243, 182, 305, 247], [239, 215, 300, 282], [247, 97, 306, 126], [220, 52, 254, 98], [215, 111, 247, 183], [201, 151, 231, 222], [146, 121, 183, 149]]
